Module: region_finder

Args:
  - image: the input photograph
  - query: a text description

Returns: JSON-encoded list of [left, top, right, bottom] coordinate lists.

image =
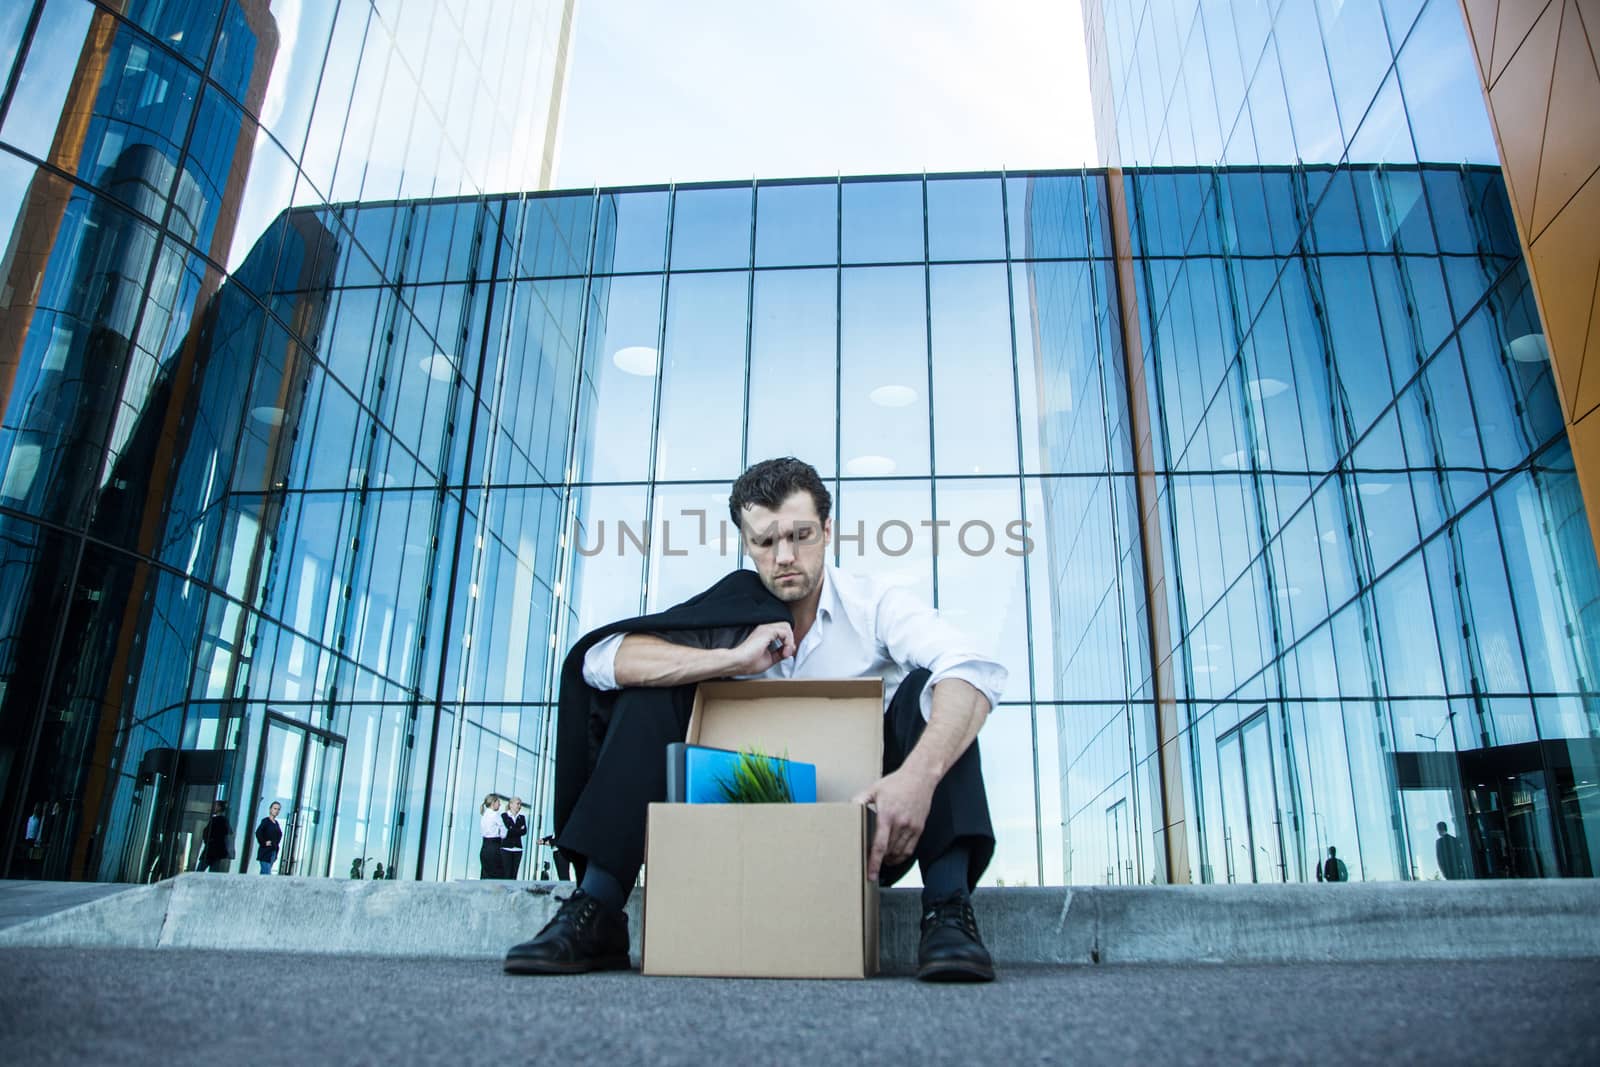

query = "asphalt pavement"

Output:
[[3, 948, 1597, 1064]]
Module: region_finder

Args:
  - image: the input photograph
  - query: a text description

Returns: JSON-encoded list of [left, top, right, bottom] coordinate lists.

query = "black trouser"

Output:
[[557, 669, 995, 891], [499, 848, 523, 879], [480, 838, 502, 879]]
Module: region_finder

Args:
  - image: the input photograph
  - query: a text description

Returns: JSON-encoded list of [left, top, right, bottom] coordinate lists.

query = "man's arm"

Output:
[[607, 622, 797, 688], [853, 677, 989, 881]]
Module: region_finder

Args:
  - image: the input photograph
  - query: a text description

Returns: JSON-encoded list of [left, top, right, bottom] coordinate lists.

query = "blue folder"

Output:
[[665, 743, 817, 804]]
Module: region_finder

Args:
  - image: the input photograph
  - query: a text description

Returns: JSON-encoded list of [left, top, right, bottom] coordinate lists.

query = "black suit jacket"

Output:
[[552, 569, 790, 839], [501, 812, 528, 850], [202, 813, 233, 862]]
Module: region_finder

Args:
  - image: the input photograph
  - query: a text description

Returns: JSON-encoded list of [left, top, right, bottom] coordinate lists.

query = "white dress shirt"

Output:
[[581, 566, 1006, 720], [480, 808, 506, 839]]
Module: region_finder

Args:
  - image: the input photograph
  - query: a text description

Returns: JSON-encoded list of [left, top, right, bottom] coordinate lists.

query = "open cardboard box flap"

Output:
[[685, 678, 884, 800]]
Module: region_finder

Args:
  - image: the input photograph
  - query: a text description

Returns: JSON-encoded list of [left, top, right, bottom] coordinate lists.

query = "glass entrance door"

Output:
[[1218, 711, 1284, 883], [252, 715, 345, 877], [1105, 799, 1130, 884]]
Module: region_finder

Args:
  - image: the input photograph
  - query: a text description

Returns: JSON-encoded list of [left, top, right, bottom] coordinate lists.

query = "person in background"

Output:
[[255, 801, 283, 875], [480, 793, 505, 879], [1436, 821, 1467, 880], [500, 797, 528, 880], [1321, 846, 1348, 882], [539, 834, 571, 881], [20, 803, 43, 878], [198, 801, 234, 873]]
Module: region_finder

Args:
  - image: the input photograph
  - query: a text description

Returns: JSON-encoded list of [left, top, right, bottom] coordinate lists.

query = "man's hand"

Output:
[[724, 621, 796, 676], [852, 766, 937, 882]]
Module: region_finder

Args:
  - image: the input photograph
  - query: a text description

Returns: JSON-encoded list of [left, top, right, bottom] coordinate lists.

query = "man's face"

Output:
[[741, 490, 830, 604], [269, 803, 280, 818]]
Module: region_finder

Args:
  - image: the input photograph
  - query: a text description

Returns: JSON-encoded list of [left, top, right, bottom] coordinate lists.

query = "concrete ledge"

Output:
[[0, 881, 172, 950], [2, 876, 1597, 966]]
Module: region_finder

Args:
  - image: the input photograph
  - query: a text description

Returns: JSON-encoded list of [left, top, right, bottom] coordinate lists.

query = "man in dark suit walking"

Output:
[[1435, 821, 1468, 880], [197, 801, 233, 873]]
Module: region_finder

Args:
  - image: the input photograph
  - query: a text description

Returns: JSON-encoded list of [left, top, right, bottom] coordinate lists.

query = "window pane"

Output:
[[930, 264, 1019, 475], [841, 266, 929, 478], [834, 477, 933, 602], [655, 271, 748, 480], [841, 178, 923, 264], [927, 176, 1005, 261], [936, 478, 1030, 701], [1007, 175, 1089, 260], [1014, 261, 1112, 474], [570, 484, 648, 633], [977, 706, 1041, 886], [669, 186, 752, 271], [574, 274, 663, 482], [646, 482, 739, 612], [754, 181, 836, 267], [518, 193, 595, 278], [594, 190, 668, 273], [748, 268, 837, 476]]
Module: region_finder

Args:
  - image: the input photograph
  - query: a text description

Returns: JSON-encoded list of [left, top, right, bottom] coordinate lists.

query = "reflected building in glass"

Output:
[[1077, 0, 1600, 885], [1, 0, 1596, 892], [0, 0, 578, 882]]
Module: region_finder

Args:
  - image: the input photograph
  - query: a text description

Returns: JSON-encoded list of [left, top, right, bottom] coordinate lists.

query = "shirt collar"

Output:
[[817, 565, 842, 624]]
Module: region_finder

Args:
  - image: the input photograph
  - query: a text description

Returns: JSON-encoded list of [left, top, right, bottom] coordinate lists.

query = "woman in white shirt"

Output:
[[479, 793, 505, 879]]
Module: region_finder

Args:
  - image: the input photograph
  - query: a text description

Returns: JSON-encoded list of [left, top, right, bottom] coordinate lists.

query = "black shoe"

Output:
[[916, 892, 995, 983], [503, 889, 631, 975]]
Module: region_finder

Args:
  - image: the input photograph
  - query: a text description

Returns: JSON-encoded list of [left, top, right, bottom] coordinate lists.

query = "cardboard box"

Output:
[[643, 678, 884, 978]]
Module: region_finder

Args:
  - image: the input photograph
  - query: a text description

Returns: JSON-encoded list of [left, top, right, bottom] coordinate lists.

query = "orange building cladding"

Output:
[[1460, 0, 1600, 547]]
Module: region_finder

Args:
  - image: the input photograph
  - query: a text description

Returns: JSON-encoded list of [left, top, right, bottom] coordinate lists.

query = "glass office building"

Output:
[[1070, 0, 1600, 884], [2, 0, 1595, 889]]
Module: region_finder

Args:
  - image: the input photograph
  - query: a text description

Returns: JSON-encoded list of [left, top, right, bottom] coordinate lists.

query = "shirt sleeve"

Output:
[[581, 633, 628, 690], [874, 584, 1008, 721]]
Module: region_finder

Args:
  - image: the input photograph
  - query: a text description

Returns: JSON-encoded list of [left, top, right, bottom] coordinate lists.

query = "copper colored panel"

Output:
[[1494, 0, 1559, 82], [1578, 0, 1600, 41], [1529, 170, 1600, 411], [1461, 0, 1503, 77], [1531, 2, 1600, 237], [1490, 2, 1562, 231], [1565, 409, 1600, 551], [1102, 166, 1186, 884], [1574, 266, 1600, 420]]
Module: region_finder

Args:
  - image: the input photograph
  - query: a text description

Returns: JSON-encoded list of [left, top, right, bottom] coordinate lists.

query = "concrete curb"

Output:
[[2, 876, 1596, 966]]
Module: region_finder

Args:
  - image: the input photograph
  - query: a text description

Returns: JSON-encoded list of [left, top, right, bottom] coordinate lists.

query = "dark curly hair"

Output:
[[728, 457, 832, 529]]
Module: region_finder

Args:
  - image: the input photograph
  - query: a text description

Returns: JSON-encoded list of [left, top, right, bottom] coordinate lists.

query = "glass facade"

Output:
[[1, 0, 1593, 892], [1076, 0, 1599, 884], [0, 0, 576, 882]]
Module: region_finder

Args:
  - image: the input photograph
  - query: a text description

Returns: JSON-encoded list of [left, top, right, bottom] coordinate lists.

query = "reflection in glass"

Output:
[[655, 271, 747, 481], [840, 267, 929, 478], [748, 268, 837, 474], [573, 274, 664, 482], [929, 264, 1019, 475]]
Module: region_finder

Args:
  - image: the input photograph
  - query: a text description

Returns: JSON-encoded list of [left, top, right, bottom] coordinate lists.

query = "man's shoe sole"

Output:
[[502, 953, 632, 976], [916, 958, 996, 983]]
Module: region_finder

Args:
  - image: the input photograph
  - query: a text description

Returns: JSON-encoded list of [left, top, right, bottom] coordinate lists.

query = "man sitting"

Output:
[[505, 457, 1006, 982]]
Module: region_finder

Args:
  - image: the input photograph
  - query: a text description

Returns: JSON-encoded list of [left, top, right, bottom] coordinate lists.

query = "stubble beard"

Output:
[[765, 560, 821, 603]]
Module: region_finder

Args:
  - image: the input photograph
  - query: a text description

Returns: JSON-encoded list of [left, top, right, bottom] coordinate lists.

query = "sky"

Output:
[[554, 0, 1096, 188]]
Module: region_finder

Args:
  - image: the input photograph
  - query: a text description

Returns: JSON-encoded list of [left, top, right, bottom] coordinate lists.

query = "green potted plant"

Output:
[[714, 748, 795, 804]]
